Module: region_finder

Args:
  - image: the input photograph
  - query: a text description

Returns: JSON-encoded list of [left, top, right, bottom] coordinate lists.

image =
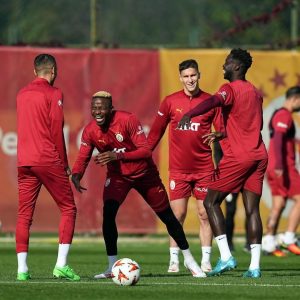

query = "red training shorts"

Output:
[[103, 170, 169, 213], [267, 166, 300, 197], [208, 156, 268, 195], [169, 171, 213, 201]]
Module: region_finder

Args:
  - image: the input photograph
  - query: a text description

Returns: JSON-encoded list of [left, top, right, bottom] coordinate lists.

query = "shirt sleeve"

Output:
[[272, 111, 291, 134], [215, 83, 235, 106], [117, 114, 152, 160], [271, 111, 292, 169], [49, 89, 68, 169], [147, 98, 170, 150], [72, 127, 94, 175]]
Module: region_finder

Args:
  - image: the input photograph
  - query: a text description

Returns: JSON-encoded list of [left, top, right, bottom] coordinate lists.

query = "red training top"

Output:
[[268, 108, 296, 170], [147, 90, 221, 173], [17, 78, 68, 168], [72, 111, 156, 178], [186, 81, 267, 162]]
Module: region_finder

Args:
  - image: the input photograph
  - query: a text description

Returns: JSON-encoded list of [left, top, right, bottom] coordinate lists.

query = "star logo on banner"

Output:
[[269, 69, 286, 90]]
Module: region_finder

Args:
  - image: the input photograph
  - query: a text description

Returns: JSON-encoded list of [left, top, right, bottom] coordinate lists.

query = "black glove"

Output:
[[71, 173, 87, 193]]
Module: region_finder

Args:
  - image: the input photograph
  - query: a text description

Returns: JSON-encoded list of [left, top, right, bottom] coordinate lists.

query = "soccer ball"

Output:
[[111, 258, 140, 286]]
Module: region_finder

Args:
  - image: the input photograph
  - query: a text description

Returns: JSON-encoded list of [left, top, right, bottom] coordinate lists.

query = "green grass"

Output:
[[0, 237, 299, 300]]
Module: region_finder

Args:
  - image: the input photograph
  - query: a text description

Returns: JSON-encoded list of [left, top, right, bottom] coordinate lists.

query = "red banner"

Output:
[[0, 46, 160, 233]]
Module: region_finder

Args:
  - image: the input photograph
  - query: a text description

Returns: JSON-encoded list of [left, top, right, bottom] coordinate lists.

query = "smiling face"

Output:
[[91, 97, 113, 127], [179, 67, 200, 96]]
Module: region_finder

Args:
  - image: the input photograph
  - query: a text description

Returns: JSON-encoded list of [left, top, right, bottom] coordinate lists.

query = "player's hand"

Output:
[[274, 168, 283, 177], [202, 132, 224, 145], [177, 115, 191, 129], [71, 173, 87, 193], [65, 166, 72, 176], [94, 151, 117, 165]]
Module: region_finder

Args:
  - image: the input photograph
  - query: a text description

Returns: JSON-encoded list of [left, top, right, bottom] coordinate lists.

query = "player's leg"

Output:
[[16, 167, 41, 281], [203, 189, 237, 276], [95, 175, 131, 279], [263, 195, 286, 256], [242, 158, 267, 278], [36, 165, 79, 281], [224, 193, 238, 251], [196, 199, 212, 272], [242, 189, 262, 278], [281, 194, 300, 254], [168, 198, 188, 272], [136, 172, 206, 277]]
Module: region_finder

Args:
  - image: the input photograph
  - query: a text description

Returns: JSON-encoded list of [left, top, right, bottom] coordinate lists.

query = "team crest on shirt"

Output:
[[115, 133, 123, 142], [170, 180, 176, 190], [105, 178, 111, 187], [137, 126, 144, 135], [218, 91, 227, 100], [58, 99, 63, 106]]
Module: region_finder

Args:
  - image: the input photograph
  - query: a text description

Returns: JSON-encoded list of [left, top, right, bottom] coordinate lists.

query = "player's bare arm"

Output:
[[94, 151, 117, 166]]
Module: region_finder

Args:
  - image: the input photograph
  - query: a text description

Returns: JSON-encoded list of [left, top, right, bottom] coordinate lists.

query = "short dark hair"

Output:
[[179, 59, 199, 73], [286, 86, 300, 99], [230, 48, 252, 72], [34, 54, 56, 73]]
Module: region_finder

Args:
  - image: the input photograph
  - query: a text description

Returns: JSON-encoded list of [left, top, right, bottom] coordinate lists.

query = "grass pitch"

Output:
[[0, 236, 299, 300]]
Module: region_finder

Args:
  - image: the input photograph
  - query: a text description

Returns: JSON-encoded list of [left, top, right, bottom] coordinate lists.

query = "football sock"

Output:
[[249, 244, 261, 270], [201, 246, 212, 264], [264, 234, 276, 250], [169, 247, 180, 263], [181, 249, 194, 262], [215, 234, 232, 261], [283, 232, 295, 245], [55, 244, 70, 267], [17, 252, 28, 273], [108, 255, 118, 269]]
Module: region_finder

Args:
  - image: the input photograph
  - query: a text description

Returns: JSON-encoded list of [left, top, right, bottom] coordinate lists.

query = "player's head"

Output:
[[179, 59, 200, 96], [91, 91, 114, 127], [223, 48, 252, 81], [34, 54, 57, 85], [285, 86, 300, 112]]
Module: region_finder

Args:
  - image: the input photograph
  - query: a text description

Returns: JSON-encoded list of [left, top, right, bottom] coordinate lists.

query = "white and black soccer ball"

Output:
[[111, 258, 140, 286]]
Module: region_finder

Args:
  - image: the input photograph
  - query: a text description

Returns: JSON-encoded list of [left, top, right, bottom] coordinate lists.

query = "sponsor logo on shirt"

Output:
[[81, 141, 88, 146], [195, 187, 208, 193], [137, 125, 144, 135], [218, 91, 227, 100], [105, 178, 111, 187], [177, 122, 200, 131], [158, 111, 164, 116], [58, 99, 63, 106], [112, 147, 126, 153], [170, 180, 176, 190], [115, 133, 123, 142], [276, 122, 288, 129], [98, 139, 106, 144], [176, 108, 183, 113]]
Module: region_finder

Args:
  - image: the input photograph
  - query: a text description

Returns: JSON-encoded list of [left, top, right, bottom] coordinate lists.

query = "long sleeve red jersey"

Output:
[[147, 90, 221, 173], [72, 111, 156, 178], [17, 78, 68, 169]]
